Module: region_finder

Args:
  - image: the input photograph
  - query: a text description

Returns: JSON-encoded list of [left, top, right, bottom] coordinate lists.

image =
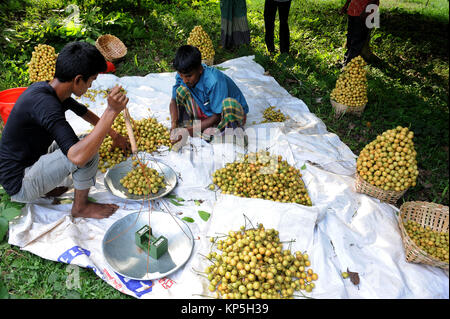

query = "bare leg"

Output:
[[71, 188, 118, 219]]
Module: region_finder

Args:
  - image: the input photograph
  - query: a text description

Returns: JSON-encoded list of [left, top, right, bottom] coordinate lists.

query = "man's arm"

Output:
[[67, 86, 128, 167], [81, 108, 130, 151]]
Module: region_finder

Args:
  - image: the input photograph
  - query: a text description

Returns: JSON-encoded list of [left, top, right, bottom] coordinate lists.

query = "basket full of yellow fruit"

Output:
[[330, 56, 368, 117], [398, 201, 449, 271], [187, 25, 215, 66], [355, 126, 419, 204]]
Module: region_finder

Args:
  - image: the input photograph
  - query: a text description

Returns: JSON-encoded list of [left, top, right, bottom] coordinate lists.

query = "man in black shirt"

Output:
[[0, 41, 130, 219]]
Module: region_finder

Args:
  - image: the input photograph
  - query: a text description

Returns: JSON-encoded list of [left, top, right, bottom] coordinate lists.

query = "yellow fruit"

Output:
[[28, 44, 57, 83], [262, 106, 289, 123], [211, 150, 312, 206], [356, 126, 419, 191], [187, 25, 215, 62], [330, 56, 368, 107], [97, 113, 171, 171]]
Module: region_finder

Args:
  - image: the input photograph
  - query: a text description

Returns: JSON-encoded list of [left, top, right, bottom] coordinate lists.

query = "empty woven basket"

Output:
[[95, 34, 127, 62]]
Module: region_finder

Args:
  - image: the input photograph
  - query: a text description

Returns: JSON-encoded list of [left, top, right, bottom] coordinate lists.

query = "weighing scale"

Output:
[[104, 155, 177, 201], [102, 210, 194, 280], [102, 108, 192, 280]]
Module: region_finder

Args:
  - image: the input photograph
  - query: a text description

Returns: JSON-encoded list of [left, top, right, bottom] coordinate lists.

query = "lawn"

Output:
[[0, 0, 448, 298]]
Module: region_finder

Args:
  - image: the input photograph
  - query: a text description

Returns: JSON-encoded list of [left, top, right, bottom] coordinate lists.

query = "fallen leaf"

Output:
[[182, 217, 194, 223], [347, 268, 360, 286], [198, 210, 211, 222]]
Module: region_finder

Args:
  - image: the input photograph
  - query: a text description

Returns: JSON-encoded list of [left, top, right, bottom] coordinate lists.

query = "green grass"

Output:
[[0, 0, 448, 298]]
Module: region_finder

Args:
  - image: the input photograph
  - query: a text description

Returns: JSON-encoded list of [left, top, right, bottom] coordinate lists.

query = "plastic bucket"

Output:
[[0, 87, 28, 124]]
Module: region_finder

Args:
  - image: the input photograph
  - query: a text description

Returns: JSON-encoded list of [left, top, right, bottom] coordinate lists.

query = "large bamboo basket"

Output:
[[331, 99, 366, 118], [398, 201, 449, 271], [95, 34, 127, 62], [355, 172, 407, 204]]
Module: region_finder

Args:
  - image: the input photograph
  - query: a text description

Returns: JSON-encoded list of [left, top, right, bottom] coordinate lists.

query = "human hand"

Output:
[[107, 85, 129, 113], [170, 127, 183, 144], [110, 133, 130, 152]]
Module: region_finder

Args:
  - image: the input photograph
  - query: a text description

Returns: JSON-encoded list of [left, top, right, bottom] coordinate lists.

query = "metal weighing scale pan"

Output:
[[104, 155, 177, 201], [102, 210, 194, 280]]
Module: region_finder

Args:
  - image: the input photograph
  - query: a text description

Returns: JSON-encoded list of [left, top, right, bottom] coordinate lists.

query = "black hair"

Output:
[[54, 41, 107, 82], [172, 45, 202, 74]]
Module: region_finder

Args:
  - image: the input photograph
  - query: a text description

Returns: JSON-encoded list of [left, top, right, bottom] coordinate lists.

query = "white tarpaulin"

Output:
[[8, 56, 449, 299]]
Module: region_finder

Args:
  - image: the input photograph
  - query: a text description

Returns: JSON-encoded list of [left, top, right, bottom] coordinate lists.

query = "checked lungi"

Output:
[[175, 86, 246, 132]]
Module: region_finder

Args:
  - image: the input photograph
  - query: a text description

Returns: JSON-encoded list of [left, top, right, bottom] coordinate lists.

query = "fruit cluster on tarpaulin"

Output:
[[28, 44, 58, 83], [120, 160, 166, 196], [330, 56, 368, 107], [262, 106, 289, 123], [356, 126, 419, 192], [98, 113, 171, 172], [187, 25, 215, 61], [211, 151, 312, 206], [404, 220, 449, 263], [205, 223, 318, 299]]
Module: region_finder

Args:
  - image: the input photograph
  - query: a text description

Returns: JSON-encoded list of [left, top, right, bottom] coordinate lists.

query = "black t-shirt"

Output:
[[0, 81, 88, 195]]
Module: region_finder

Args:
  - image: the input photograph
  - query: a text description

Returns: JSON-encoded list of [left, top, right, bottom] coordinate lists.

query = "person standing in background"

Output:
[[264, 0, 292, 54], [220, 0, 251, 50], [340, 0, 380, 65]]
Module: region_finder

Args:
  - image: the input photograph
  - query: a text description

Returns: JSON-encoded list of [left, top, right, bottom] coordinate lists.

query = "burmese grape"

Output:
[[98, 113, 171, 173], [262, 106, 289, 123], [28, 44, 58, 83], [205, 223, 318, 299], [187, 25, 215, 62], [404, 220, 449, 263], [356, 126, 419, 192], [211, 151, 311, 206], [330, 56, 368, 107], [120, 160, 166, 195]]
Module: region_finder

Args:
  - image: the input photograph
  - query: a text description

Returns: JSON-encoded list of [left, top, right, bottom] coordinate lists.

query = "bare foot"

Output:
[[71, 201, 119, 219]]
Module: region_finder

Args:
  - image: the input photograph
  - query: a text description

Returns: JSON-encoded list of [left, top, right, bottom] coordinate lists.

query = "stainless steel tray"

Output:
[[102, 210, 194, 280], [104, 155, 177, 201]]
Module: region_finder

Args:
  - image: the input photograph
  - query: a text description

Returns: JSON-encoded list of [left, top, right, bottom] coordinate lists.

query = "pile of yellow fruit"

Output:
[[205, 223, 318, 299], [262, 106, 289, 123], [211, 151, 312, 206], [404, 220, 449, 263], [28, 44, 58, 82], [187, 25, 215, 63], [330, 56, 368, 107], [120, 160, 166, 196], [356, 126, 419, 192], [98, 113, 171, 173]]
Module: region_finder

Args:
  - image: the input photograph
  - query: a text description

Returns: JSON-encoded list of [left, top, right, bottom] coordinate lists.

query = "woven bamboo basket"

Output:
[[398, 201, 449, 270], [331, 99, 366, 118], [95, 34, 127, 62], [354, 172, 407, 204]]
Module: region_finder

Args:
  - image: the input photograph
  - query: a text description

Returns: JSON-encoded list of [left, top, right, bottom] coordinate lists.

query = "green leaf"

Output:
[[0, 280, 9, 299], [168, 199, 183, 206], [181, 217, 194, 223], [198, 210, 210, 222], [300, 164, 307, 170], [214, 66, 229, 71], [0, 217, 8, 242], [88, 197, 97, 203], [0, 207, 22, 221], [166, 194, 184, 202]]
